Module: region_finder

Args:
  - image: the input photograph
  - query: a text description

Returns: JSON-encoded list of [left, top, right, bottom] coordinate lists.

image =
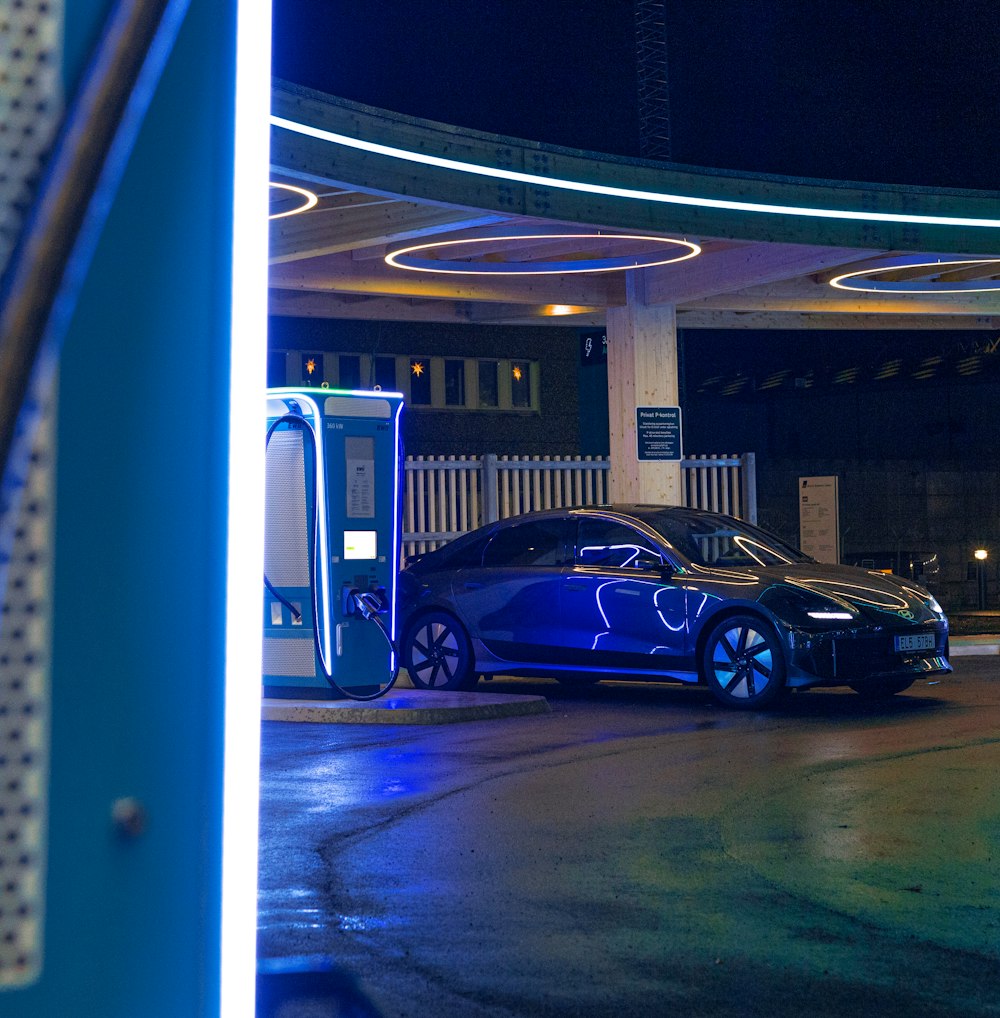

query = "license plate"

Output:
[[894, 632, 935, 652]]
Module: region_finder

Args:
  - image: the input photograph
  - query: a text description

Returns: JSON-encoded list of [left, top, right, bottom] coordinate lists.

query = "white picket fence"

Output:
[[403, 452, 756, 557]]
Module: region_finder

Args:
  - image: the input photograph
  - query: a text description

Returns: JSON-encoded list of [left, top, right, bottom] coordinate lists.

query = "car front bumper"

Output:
[[784, 623, 951, 688]]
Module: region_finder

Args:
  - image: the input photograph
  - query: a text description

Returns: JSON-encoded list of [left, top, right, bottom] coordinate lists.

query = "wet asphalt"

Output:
[[257, 658, 1000, 1017]]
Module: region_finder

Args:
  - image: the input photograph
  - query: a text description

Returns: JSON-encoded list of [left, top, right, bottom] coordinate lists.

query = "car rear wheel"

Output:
[[848, 676, 916, 698], [702, 614, 786, 710], [403, 612, 476, 691]]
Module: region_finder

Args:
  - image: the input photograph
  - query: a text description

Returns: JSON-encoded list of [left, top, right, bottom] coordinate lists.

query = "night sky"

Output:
[[272, 0, 1000, 191]]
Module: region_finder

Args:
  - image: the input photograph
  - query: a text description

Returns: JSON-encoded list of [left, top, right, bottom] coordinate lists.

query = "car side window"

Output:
[[481, 519, 572, 568], [576, 518, 663, 570]]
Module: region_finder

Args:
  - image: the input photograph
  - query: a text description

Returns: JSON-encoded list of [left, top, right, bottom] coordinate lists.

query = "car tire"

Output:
[[402, 612, 476, 691], [702, 614, 786, 710], [848, 676, 916, 698]]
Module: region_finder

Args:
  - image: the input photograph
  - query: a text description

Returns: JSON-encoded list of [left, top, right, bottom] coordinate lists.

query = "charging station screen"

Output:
[[345, 436, 375, 518], [344, 530, 377, 559]]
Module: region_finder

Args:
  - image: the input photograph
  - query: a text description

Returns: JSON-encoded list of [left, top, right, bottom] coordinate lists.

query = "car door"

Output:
[[451, 516, 573, 663], [560, 516, 690, 673]]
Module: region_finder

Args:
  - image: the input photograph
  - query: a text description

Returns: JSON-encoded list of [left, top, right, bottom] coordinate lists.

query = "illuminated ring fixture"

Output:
[[385, 229, 701, 275], [830, 255, 1000, 293], [268, 181, 318, 219]]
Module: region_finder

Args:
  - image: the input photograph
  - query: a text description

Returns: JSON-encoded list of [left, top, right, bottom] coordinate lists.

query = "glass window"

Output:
[[409, 358, 431, 405], [576, 518, 663, 570], [445, 359, 466, 406], [511, 360, 531, 408], [482, 519, 571, 568], [646, 511, 807, 567], [339, 354, 361, 389], [478, 360, 499, 408], [374, 356, 397, 391]]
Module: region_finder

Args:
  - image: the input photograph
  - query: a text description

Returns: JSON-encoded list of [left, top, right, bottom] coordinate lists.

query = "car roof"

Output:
[[498, 504, 736, 525]]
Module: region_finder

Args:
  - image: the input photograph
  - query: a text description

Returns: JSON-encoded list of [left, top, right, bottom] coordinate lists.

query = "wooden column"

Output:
[[605, 270, 681, 504]]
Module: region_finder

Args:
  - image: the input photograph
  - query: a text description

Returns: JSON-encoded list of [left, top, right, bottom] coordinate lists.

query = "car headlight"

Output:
[[759, 585, 860, 625], [926, 594, 944, 616]]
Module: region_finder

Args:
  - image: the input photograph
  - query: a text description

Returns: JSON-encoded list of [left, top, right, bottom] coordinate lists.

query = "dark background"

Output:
[[273, 0, 999, 189]]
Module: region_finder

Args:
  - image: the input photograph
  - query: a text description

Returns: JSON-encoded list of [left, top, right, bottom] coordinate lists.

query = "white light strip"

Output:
[[390, 399, 403, 649], [222, 0, 270, 1015], [268, 180, 318, 219], [271, 115, 1000, 230], [286, 393, 333, 666]]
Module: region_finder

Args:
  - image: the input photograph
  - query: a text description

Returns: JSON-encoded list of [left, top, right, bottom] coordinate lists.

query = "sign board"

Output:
[[799, 475, 840, 563], [636, 406, 682, 461], [579, 328, 607, 366]]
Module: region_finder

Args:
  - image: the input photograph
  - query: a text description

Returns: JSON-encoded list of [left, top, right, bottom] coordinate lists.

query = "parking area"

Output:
[[258, 658, 1000, 1018]]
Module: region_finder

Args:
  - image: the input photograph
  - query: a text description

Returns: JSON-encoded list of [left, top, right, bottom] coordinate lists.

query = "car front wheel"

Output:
[[402, 612, 476, 691], [702, 614, 786, 710]]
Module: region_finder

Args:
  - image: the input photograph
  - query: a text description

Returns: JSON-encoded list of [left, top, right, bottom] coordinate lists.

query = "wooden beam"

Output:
[[680, 290, 1000, 314], [677, 310, 1000, 329], [267, 288, 605, 325], [641, 242, 884, 305], [272, 80, 1000, 255], [269, 251, 619, 306], [269, 203, 510, 263]]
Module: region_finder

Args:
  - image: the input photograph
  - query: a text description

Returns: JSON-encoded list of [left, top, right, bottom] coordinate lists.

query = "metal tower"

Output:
[[634, 0, 672, 160]]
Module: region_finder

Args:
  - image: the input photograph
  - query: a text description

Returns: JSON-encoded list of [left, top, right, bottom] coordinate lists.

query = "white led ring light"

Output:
[[829, 256, 1000, 293], [271, 115, 1000, 230], [385, 231, 701, 275]]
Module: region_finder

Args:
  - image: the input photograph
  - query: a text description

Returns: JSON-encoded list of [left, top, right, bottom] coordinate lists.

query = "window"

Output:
[[287, 351, 538, 411], [374, 356, 397, 391], [301, 353, 323, 384], [478, 360, 499, 408], [339, 354, 361, 389], [576, 518, 663, 570], [409, 358, 431, 405], [445, 359, 466, 406], [511, 360, 531, 408], [482, 519, 572, 568]]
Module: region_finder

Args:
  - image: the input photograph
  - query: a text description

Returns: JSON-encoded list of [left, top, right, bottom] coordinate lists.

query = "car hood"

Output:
[[692, 561, 943, 625]]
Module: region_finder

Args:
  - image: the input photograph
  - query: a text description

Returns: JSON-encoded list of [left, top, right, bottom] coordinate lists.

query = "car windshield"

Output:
[[645, 511, 811, 569]]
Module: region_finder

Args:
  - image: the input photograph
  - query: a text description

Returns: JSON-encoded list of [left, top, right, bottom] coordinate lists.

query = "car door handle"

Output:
[[462, 581, 485, 590], [564, 582, 587, 590]]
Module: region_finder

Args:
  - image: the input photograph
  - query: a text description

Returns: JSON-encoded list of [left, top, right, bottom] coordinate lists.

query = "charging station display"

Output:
[[263, 388, 404, 699]]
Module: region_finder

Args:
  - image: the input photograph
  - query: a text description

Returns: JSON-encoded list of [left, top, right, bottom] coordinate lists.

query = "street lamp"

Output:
[[974, 549, 989, 609]]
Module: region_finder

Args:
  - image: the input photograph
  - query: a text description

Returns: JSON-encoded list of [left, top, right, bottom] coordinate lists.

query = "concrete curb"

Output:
[[950, 639, 1000, 657], [262, 690, 551, 725]]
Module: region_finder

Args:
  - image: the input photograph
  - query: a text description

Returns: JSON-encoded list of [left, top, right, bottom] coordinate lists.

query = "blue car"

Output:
[[397, 505, 951, 709]]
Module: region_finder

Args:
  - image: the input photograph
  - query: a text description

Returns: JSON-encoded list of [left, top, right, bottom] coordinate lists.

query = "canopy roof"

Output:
[[269, 81, 1000, 331]]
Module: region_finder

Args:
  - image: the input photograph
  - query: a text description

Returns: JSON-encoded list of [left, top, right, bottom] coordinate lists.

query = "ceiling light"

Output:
[[268, 181, 318, 219], [385, 231, 700, 275], [830, 256, 1000, 292]]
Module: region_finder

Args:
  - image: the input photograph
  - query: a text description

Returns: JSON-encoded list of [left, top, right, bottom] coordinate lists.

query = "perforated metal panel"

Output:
[[0, 0, 61, 990], [0, 399, 54, 988], [0, 0, 63, 278], [262, 635, 316, 678], [264, 430, 309, 587], [323, 396, 392, 419]]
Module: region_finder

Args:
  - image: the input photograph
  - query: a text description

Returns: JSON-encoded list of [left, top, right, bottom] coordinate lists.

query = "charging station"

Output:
[[264, 387, 404, 699]]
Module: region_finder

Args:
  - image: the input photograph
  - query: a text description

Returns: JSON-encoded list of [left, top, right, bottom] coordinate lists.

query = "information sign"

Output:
[[798, 475, 840, 563], [636, 406, 682, 461]]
